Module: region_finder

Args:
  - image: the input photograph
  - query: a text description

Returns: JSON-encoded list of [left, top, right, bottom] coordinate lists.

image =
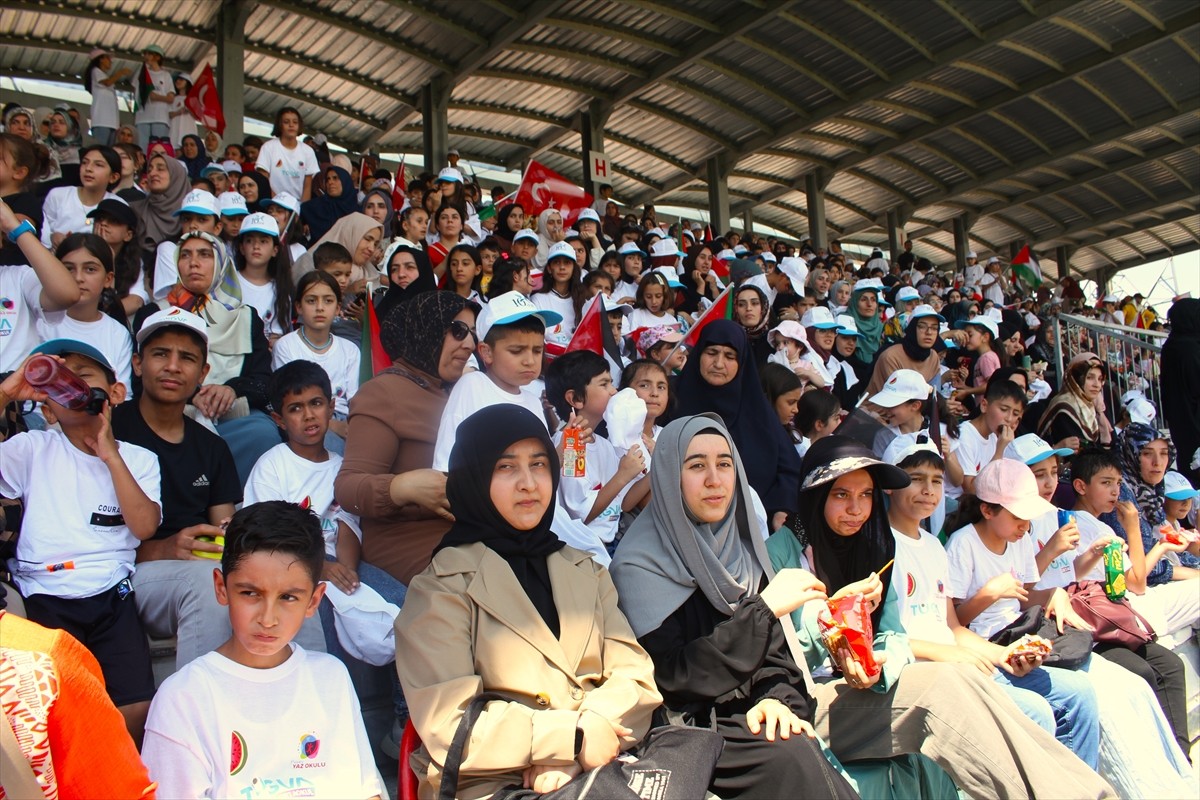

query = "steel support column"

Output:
[[953, 216, 971, 267], [707, 154, 730, 237], [806, 172, 828, 250], [216, 1, 253, 146], [422, 77, 450, 173]]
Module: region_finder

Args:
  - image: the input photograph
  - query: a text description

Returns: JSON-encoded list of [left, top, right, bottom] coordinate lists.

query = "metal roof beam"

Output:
[[504, 42, 649, 78], [777, 9, 890, 79], [695, 56, 807, 118], [604, 132, 694, 173], [1040, 190, 1200, 245], [380, 1, 488, 46], [547, 147, 662, 192], [6, 0, 211, 39], [242, 41, 416, 108], [448, 102, 568, 129], [660, 78, 772, 133]]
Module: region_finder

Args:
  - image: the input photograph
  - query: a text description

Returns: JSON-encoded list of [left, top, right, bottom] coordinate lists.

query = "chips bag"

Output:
[[816, 594, 880, 678]]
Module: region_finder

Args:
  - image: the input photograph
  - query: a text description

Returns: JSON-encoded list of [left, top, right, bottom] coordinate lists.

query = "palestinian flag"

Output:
[[359, 294, 391, 384], [683, 285, 734, 347], [563, 294, 626, 382], [1011, 245, 1044, 288], [136, 64, 154, 111]]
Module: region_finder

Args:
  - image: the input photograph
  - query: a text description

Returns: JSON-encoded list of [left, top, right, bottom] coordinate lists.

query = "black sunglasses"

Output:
[[448, 320, 477, 342]]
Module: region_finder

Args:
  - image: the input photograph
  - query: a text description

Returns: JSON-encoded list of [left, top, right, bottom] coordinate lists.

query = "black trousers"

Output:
[[710, 712, 860, 800], [1095, 640, 1190, 757]]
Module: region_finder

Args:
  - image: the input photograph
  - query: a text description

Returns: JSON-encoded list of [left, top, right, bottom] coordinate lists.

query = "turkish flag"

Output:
[[185, 63, 225, 136], [391, 156, 407, 211], [546, 295, 625, 381], [514, 160, 593, 227]]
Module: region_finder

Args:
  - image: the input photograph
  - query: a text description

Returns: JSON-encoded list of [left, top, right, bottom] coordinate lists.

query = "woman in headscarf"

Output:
[[678, 243, 721, 315], [675, 320, 801, 525], [236, 170, 271, 211], [132, 151, 188, 254], [1037, 352, 1111, 450], [333, 291, 478, 585], [291, 212, 383, 286], [732, 283, 773, 367], [360, 185, 393, 234], [610, 414, 857, 800], [131, 230, 278, 482], [395, 405, 661, 800], [864, 306, 945, 395], [1026, 318, 1059, 391], [763, 435, 1113, 799], [849, 280, 885, 363], [492, 202, 524, 252], [43, 107, 82, 184], [1161, 298, 1200, 483], [373, 239, 436, 322], [534, 206, 565, 269], [176, 133, 209, 182], [301, 165, 358, 243]]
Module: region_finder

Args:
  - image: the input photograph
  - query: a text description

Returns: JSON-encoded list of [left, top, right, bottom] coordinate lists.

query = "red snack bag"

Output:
[[816, 594, 880, 678]]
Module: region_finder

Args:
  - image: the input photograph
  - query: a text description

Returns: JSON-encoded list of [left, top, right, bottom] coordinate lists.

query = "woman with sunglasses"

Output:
[[334, 291, 480, 587]]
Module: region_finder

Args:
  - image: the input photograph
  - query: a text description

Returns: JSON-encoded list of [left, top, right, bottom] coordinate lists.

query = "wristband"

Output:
[[6, 219, 35, 244]]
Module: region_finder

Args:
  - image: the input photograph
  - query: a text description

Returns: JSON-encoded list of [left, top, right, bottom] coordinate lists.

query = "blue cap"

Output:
[[31, 338, 116, 374]]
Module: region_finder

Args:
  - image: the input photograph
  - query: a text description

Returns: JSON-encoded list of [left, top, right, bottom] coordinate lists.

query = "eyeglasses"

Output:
[[448, 320, 477, 342]]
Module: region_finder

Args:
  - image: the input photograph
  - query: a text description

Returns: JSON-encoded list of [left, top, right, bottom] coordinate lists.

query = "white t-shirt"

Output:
[[152, 240, 178, 300], [945, 522, 1039, 638], [1030, 510, 1076, 590], [963, 263, 984, 290], [1074, 510, 1130, 581], [271, 333, 360, 417], [244, 444, 361, 557], [36, 312, 134, 399], [552, 431, 627, 545], [613, 279, 640, 303], [0, 430, 160, 599], [134, 67, 173, 126], [981, 271, 1004, 306], [626, 308, 677, 333], [433, 371, 546, 471], [255, 138, 319, 199], [892, 527, 955, 647], [168, 96, 195, 148], [142, 646, 384, 799], [40, 188, 118, 247], [236, 271, 283, 336], [531, 291, 577, 346], [0, 264, 45, 373], [948, 422, 997, 501], [89, 66, 119, 129]]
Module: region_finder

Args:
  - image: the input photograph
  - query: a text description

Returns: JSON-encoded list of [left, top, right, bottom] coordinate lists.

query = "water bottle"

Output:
[[23, 355, 93, 410]]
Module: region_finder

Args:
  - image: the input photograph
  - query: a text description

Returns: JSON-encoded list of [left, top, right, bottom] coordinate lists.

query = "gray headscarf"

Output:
[[610, 413, 773, 638]]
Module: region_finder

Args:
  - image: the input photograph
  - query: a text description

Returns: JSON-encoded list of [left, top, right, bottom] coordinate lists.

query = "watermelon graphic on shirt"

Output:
[[230, 730, 247, 775]]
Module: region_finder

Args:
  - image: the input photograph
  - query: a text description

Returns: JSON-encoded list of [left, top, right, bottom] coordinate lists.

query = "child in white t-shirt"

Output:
[[255, 109, 319, 201], [1001, 434, 1080, 590], [0, 342, 161, 738], [141, 501, 384, 799], [235, 212, 293, 340], [947, 378, 1024, 501]]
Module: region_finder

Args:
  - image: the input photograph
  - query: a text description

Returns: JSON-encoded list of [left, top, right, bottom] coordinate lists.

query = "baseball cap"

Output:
[[776, 256, 808, 290], [987, 256, 1000, 265], [262, 192, 299, 214], [801, 306, 839, 329], [1127, 397, 1156, 426], [760, 251, 777, 265], [618, 241, 646, 257], [964, 315, 1000, 340], [974, 460, 1057, 520], [1102, 294, 1120, 304], [896, 286, 921, 303], [651, 266, 683, 288], [1004, 433, 1073, 466], [447, 148, 459, 157], [218, 191, 249, 217], [546, 241, 576, 263], [852, 278, 884, 295], [966, 251, 978, 259], [650, 238, 682, 259], [87, 198, 136, 229], [512, 228, 539, 245], [835, 314, 861, 337], [476, 290, 561, 342], [239, 212, 280, 238], [576, 208, 600, 224], [221, 159, 243, 174], [30, 338, 116, 375], [868, 369, 932, 408], [908, 304, 945, 325], [89, 48, 109, 60], [1163, 471, 1200, 501], [173, 189, 219, 218], [134, 306, 209, 348], [637, 325, 683, 355], [768, 320, 810, 349], [600, 295, 632, 316], [883, 431, 941, 466], [200, 162, 226, 177], [437, 167, 463, 183], [142, 44, 165, 56]]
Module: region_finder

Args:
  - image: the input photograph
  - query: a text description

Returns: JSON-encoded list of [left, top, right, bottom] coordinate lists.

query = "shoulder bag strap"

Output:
[[438, 692, 512, 800]]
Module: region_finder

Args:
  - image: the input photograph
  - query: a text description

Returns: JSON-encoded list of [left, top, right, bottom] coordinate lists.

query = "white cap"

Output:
[[513, 228, 539, 245], [965, 315, 1000, 340], [617, 241, 646, 257], [651, 266, 683, 288], [974, 460, 1057, 521], [546, 241, 576, 262], [173, 189, 219, 217], [1127, 396, 1156, 426], [835, 314, 860, 337], [239, 212, 280, 238], [883, 431, 941, 466], [767, 320, 810, 349], [760, 251, 777, 264], [601, 295, 632, 316], [776, 256, 808, 290], [1004, 433, 1073, 466], [576, 207, 600, 224], [200, 162, 226, 176], [135, 306, 209, 347], [868, 369, 932, 408], [1163, 471, 1200, 500], [438, 167, 463, 183], [716, 248, 737, 261], [1102, 294, 1120, 304], [650, 238, 682, 259], [852, 277, 884, 294], [985, 306, 1003, 323], [447, 148, 459, 157], [477, 290, 562, 341], [967, 251, 978, 259], [221, 159, 243, 173], [908, 304, 945, 325], [1120, 389, 1145, 408], [263, 192, 299, 213], [801, 306, 839, 329], [218, 191, 249, 216], [896, 286, 921, 302], [987, 256, 1000, 265]]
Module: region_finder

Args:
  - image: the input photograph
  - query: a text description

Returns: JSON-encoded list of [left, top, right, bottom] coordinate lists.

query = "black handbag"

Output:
[[437, 692, 724, 800], [987, 604, 1093, 669]]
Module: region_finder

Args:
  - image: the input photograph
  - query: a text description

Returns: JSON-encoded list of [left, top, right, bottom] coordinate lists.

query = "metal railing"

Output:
[[1051, 313, 1168, 433]]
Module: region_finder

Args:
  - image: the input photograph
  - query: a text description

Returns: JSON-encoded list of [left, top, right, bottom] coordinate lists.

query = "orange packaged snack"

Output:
[[1006, 634, 1053, 667], [816, 594, 880, 678]]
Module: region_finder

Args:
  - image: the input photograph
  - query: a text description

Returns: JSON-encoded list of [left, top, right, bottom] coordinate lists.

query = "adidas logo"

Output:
[[193, 474, 210, 487]]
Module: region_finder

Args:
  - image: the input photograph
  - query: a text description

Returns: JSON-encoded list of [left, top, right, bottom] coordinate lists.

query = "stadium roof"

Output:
[[2, 0, 1198, 275]]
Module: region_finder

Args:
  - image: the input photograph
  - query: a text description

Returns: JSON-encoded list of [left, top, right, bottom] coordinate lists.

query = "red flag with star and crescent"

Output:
[[514, 160, 593, 227], [184, 63, 225, 136]]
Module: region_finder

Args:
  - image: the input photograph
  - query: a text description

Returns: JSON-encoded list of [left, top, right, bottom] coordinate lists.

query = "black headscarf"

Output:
[[798, 435, 910, 629], [178, 134, 211, 181], [1162, 298, 1200, 479], [675, 319, 801, 514], [301, 166, 358, 242], [494, 203, 523, 251], [379, 290, 471, 376], [899, 316, 946, 362], [240, 171, 272, 211], [375, 242, 438, 322], [437, 405, 566, 637]]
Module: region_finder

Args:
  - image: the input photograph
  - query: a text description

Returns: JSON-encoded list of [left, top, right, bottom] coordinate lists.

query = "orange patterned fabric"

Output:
[[0, 612, 155, 799]]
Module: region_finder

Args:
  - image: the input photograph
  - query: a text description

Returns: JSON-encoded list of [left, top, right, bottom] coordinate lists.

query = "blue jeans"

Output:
[[91, 126, 116, 146], [137, 121, 168, 149], [996, 662, 1101, 769], [995, 680, 1055, 733], [318, 557, 408, 719]]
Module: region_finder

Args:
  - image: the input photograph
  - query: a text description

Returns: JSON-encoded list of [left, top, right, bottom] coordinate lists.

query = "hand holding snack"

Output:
[[1005, 635, 1052, 669], [817, 594, 882, 686]]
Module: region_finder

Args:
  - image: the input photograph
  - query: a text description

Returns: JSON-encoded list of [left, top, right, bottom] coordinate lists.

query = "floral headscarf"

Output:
[[1116, 422, 1175, 528]]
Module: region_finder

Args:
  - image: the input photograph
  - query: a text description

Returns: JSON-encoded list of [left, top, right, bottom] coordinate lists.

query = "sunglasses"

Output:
[[448, 320, 477, 343]]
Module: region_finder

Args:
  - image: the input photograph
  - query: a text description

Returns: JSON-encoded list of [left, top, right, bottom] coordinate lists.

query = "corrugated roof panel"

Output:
[[1158, 149, 1200, 183], [797, 2, 934, 77], [609, 105, 723, 165], [958, 115, 1045, 164], [775, 136, 861, 163], [676, 62, 797, 126], [825, 171, 903, 212], [809, 120, 888, 150], [485, 49, 631, 92], [895, 143, 973, 187], [729, 175, 783, 197], [881, 83, 968, 121], [316, 0, 463, 64], [1083, 61, 1176, 121], [1056, 185, 1122, 217], [637, 83, 763, 144], [1124, 44, 1200, 106], [854, 160, 937, 199], [1031, 196, 1089, 230], [998, 95, 1089, 153], [1036, 80, 1125, 134], [453, 75, 590, 119], [102, 0, 217, 28], [446, 108, 558, 143], [736, 152, 812, 177], [925, 129, 1009, 175]]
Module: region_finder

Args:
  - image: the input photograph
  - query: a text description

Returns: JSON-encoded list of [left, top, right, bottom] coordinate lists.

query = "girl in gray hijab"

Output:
[[610, 414, 857, 800]]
